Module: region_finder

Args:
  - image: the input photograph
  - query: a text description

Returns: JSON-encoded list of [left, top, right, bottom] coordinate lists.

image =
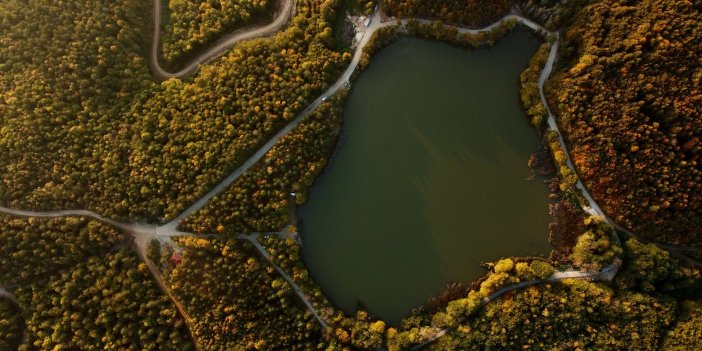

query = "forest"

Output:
[[0, 0, 153, 218], [252, 227, 702, 350], [383, 0, 595, 32], [0, 0, 700, 349], [178, 13, 533, 237], [520, 43, 550, 127], [160, 0, 273, 68], [15, 249, 194, 350], [3, 217, 692, 350], [550, 0, 702, 247], [0, 0, 348, 224], [387, 0, 701, 248], [180, 94, 345, 234], [164, 237, 326, 350], [425, 238, 702, 350], [520, 0, 594, 30], [383, 0, 513, 28], [0, 216, 125, 285], [0, 217, 194, 350], [662, 300, 702, 351], [0, 298, 23, 351]]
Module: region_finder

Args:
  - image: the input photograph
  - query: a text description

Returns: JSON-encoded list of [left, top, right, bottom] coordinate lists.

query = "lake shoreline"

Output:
[[299, 32, 552, 325]]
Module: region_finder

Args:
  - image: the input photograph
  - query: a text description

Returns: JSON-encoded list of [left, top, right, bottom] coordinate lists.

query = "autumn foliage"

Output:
[[15, 249, 194, 350], [384, 0, 513, 28], [161, 0, 273, 67], [168, 237, 325, 350], [552, 0, 702, 246], [180, 95, 344, 234], [0, 0, 348, 223]]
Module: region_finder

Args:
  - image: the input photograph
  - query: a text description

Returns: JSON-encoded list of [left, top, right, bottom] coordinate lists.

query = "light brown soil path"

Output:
[[0, 5, 699, 349], [149, 0, 295, 80]]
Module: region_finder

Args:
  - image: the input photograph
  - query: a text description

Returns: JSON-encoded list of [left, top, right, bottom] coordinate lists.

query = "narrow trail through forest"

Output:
[[0, 2, 699, 348], [0, 286, 18, 305], [149, 0, 296, 80], [243, 233, 330, 329], [161, 231, 329, 328], [0, 284, 28, 349], [134, 248, 204, 350]]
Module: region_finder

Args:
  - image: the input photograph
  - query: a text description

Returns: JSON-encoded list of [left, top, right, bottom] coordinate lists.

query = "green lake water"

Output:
[[299, 30, 551, 325]]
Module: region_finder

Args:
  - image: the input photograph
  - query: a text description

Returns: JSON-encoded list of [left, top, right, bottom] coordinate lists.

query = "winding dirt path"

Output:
[[0, 207, 201, 348], [0, 286, 18, 305], [242, 233, 330, 329], [411, 259, 623, 350], [163, 14, 631, 343], [134, 248, 203, 350], [0, 207, 136, 232], [158, 231, 328, 329], [149, 0, 295, 80], [0, 3, 699, 347], [0, 7, 680, 335], [161, 10, 393, 231]]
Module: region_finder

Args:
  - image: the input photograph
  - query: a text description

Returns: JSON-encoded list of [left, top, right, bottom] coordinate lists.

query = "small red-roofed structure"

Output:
[[170, 252, 182, 266]]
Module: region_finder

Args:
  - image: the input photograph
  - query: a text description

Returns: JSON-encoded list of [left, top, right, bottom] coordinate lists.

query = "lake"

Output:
[[300, 30, 551, 325]]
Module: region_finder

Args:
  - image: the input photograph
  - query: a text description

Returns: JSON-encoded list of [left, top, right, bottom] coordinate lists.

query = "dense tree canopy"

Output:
[[0, 0, 153, 218], [520, 0, 595, 30], [1, 0, 701, 349], [180, 94, 344, 234], [15, 249, 194, 350], [662, 300, 702, 351], [551, 0, 702, 246], [0, 216, 194, 349], [0, 216, 124, 285], [161, 0, 273, 67], [167, 237, 326, 350], [384, 0, 513, 28], [0, 298, 23, 351], [0, 0, 349, 223], [430, 280, 679, 350], [570, 219, 621, 271], [615, 239, 701, 296], [520, 43, 550, 127], [424, 237, 701, 350]]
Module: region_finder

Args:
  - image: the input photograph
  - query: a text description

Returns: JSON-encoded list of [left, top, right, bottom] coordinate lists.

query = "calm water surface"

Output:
[[300, 30, 550, 325]]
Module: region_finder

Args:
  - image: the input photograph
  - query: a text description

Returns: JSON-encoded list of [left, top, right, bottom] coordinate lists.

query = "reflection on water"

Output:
[[300, 31, 551, 325]]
